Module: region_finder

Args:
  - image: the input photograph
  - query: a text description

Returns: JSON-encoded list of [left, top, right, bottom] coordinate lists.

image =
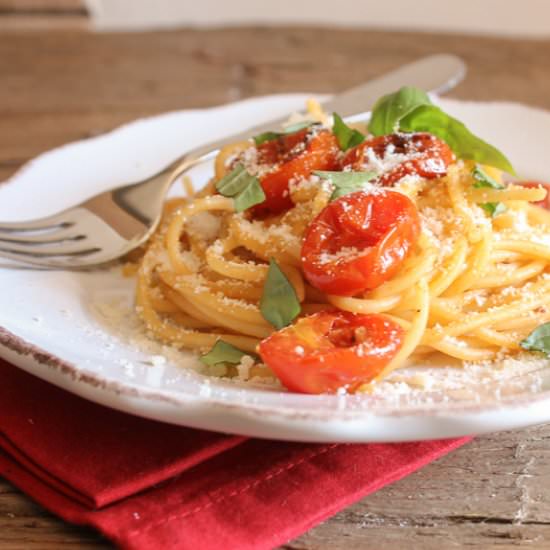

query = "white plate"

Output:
[[2, 94, 550, 443]]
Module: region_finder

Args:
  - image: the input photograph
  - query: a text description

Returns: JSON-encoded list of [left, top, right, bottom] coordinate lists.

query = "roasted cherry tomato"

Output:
[[258, 311, 404, 394], [518, 181, 550, 210], [301, 189, 421, 296], [342, 132, 455, 186], [253, 129, 339, 216]]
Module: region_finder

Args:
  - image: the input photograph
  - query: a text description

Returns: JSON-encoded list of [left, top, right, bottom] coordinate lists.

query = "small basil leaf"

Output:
[[314, 170, 377, 201], [253, 132, 279, 145], [260, 259, 301, 329], [216, 164, 266, 212], [253, 121, 313, 145], [520, 322, 550, 356], [332, 113, 365, 151], [368, 86, 433, 136], [200, 340, 250, 366], [216, 164, 251, 196], [399, 105, 516, 175], [233, 177, 266, 212], [480, 202, 506, 217], [472, 165, 505, 189]]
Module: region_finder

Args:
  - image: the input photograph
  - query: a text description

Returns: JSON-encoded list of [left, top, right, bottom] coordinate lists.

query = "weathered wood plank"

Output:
[[0, 0, 84, 12], [0, 0, 87, 30], [0, 479, 107, 548], [0, 0, 87, 31], [0, 0, 86, 13], [1, 28, 550, 108], [288, 427, 550, 549]]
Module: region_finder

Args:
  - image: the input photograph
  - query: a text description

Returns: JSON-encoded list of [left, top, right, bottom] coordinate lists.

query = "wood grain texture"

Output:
[[0, 0, 84, 12], [0, 0, 87, 30], [1, 25, 550, 549]]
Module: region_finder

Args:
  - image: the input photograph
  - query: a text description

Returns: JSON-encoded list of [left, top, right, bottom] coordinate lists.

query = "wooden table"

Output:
[[2, 8, 550, 549]]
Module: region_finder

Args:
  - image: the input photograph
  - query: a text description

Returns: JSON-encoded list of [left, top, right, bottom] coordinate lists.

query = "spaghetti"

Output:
[[134, 95, 550, 394]]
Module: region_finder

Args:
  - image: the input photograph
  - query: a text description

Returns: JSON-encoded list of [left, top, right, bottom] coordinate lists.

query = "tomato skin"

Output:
[[342, 132, 454, 185], [301, 190, 421, 296], [256, 128, 311, 165], [253, 129, 339, 216], [518, 181, 550, 210], [258, 311, 404, 394]]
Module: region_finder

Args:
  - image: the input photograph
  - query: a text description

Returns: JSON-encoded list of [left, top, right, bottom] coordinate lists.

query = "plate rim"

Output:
[[3, 320, 550, 422]]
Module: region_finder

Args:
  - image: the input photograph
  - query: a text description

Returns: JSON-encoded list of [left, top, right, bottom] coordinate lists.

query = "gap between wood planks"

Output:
[[0, 0, 85, 13], [0, 0, 88, 30]]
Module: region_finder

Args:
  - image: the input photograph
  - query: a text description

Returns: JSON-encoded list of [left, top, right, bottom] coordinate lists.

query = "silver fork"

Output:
[[0, 54, 465, 268]]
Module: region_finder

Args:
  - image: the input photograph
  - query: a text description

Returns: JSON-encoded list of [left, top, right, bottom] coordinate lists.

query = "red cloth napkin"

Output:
[[0, 359, 470, 549]]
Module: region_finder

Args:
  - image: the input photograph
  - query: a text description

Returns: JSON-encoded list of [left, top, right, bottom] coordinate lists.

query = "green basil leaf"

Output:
[[472, 165, 505, 189], [520, 322, 550, 356], [200, 340, 250, 366], [368, 86, 433, 136], [399, 105, 516, 175], [216, 164, 266, 212], [480, 202, 506, 217], [253, 132, 279, 145], [216, 164, 251, 196], [253, 121, 313, 145], [332, 113, 365, 151], [314, 170, 377, 201], [260, 259, 301, 329], [233, 177, 266, 212]]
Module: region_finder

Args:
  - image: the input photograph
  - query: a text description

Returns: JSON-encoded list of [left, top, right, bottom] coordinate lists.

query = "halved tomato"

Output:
[[342, 132, 454, 185], [301, 189, 420, 296], [253, 129, 339, 216], [258, 311, 404, 394]]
